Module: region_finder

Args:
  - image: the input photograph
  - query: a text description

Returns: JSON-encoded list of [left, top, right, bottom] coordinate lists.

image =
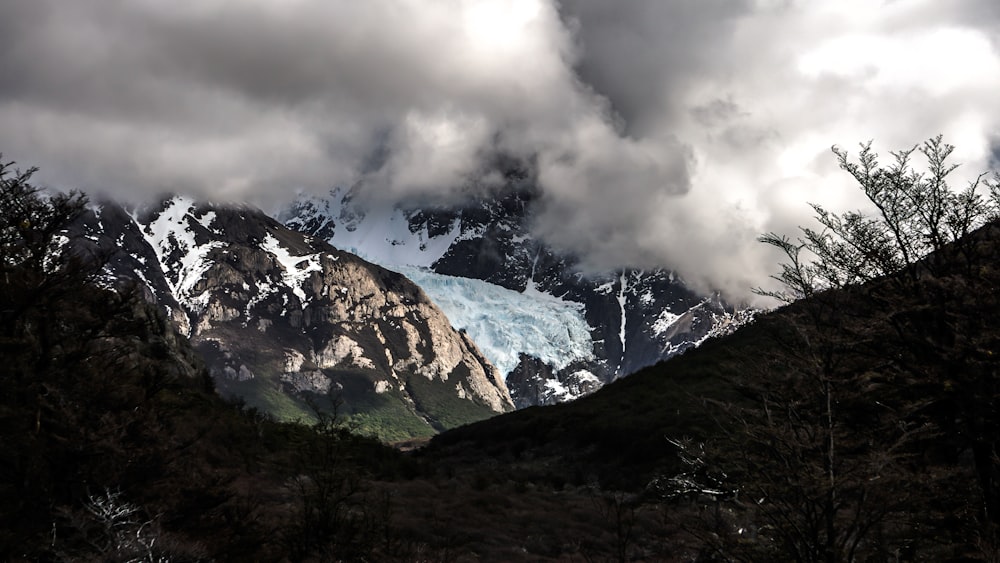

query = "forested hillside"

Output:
[[0, 159, 417, 560], [426, 138, 1000, 560], [3, 138, 1000, 561]]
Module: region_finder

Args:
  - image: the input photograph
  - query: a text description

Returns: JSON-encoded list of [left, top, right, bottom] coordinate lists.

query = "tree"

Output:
[[0, 156, 218, 558], [282, 397, 391, 561], [670, 137, 1000, 560], [52, 489, 208, 562], [788, 137, 1000, 524], [758, 136, 1000, 303], [762, 137, 1000, 557]]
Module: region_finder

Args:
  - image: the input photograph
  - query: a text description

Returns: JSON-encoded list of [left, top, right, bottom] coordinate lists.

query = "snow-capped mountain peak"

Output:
[[71, 196, 514, 440], [283, 182, 753, 408], [133, 196, 224, 313], [260, 232, 323, 304], [286, 188, 463, 268]]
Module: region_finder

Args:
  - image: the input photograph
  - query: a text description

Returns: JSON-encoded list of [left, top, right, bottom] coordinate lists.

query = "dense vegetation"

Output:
[[2, 137, 999, 561], [0, 156, 697, 561], [0, 159, 413, 560], [428, 138, 1000, 560]]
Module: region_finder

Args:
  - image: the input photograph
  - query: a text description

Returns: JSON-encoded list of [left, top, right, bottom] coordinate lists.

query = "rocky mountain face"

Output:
[[72, 196, 512, 440], [282, 177, 753, 409]]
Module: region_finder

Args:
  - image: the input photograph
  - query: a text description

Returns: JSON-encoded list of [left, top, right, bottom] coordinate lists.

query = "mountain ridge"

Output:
[[71, 195, 513, 440], [282, 182, 754, 407], [4, 153, 998, 560]]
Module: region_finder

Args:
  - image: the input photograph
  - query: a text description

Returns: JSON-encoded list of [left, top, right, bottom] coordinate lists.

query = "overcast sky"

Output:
[[2, 0, 999, 300]]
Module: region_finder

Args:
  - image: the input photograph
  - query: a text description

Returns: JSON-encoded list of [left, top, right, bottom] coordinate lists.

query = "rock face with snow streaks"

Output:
[[283, 178, 753, 408], [75, 196, 513, 440]]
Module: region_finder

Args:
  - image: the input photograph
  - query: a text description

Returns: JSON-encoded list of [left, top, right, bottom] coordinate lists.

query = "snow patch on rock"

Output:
[[135, 196, 224, 311], [261, 233, 322, 304]]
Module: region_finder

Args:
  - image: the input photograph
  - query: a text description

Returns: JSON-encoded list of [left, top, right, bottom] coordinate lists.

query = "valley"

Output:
[[3, 145, 1000, 559]]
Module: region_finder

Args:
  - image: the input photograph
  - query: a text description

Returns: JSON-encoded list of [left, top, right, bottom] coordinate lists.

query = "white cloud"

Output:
[[0, 0, 998, 300]]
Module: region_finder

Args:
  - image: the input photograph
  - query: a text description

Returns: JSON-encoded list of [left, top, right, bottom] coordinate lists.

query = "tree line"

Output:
[[667, 136, 1000, 561]]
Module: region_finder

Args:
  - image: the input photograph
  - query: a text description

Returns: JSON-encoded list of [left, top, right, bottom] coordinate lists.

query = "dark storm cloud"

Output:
[[556, 0, 753, 136], [990, 140, 1000, 170], [1, 0, 999, 300]]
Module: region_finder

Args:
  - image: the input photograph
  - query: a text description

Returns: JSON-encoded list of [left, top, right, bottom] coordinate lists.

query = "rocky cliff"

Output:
[[74, 196, 513, 440], [283, 179, 753, 408]]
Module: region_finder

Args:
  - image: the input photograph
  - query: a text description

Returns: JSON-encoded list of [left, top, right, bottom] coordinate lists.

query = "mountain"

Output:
[[70, 196, 512, 440], [420, 221, 1000, 559], [282, 178, 753, 407], [6, 157, 997, 560]]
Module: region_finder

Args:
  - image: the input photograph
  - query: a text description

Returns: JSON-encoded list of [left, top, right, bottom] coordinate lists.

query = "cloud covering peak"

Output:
[[2, 0, 999, 299]]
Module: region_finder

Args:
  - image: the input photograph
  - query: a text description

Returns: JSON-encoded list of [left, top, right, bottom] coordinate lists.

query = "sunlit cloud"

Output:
[[0, 0, 998, 300]]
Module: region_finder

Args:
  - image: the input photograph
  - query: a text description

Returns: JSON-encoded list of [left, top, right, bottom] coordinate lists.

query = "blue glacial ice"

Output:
[[399, 266, 594, 378]]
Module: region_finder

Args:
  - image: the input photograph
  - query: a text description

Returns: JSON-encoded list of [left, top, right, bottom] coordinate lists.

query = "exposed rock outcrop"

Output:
[[75, 196, 513, 440], [283, 179, 754, 407]]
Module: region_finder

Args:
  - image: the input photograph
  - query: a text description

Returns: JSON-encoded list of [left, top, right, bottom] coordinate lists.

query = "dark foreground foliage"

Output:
[[0, 156, 689, 561], [3, 141, 1000, 561], [427, 140, 1000, 561], [0, 159, 410, 560]]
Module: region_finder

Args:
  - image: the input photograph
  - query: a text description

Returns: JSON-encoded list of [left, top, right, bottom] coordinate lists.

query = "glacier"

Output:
[[280, 189, 757, 407], [284, 190, 598, 381], [398, 266, 595, 378]]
